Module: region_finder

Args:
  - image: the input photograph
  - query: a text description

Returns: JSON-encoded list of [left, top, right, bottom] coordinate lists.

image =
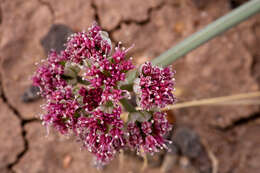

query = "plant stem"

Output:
[[151, 0, 260, 67], [161, 91, 260, 110], [124, 0, 260, 85], [124, 69, 138, 88], [120, 83, 134, 91], [120, 98, 136, 112], [77, 76, 90, 85]]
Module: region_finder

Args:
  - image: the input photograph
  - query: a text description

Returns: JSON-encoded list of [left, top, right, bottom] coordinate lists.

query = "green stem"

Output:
[[120, 83, 134, 91], [125, 0, 260, 85], [151, 0, 260, 67], [77, 76, 90, 85], [120, 98, 136, 112], [123, 69, 138, 88]]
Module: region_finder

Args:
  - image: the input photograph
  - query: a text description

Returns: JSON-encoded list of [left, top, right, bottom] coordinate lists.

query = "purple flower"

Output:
[[42, 98, 79, 134], [79, 87, 103, 112], [141, 121, 152, 135], [33, 23, 176, 165], [85, 46, 134, 88], [32, 51, 67, 96], [127, 123, 143, 149], [83, 45, 134, 104], [143, 135, 165, 153], [65, 23, 111, 63], [153, 111, 171, 135], [126, 111, 172, 154], [134, 62, 176, 110], [76, 107, 125, 163]]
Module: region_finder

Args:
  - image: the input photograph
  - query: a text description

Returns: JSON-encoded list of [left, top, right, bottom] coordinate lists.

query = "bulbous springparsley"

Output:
[[33, 23, 176, 165]]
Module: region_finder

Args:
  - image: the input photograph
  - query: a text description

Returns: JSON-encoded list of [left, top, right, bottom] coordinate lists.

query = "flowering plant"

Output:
[[33, 23, 176, 165], [32, 0, 260, 167]]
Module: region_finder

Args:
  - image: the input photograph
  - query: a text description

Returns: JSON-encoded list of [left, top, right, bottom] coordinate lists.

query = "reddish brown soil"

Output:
[[0, 0, 260, 173]]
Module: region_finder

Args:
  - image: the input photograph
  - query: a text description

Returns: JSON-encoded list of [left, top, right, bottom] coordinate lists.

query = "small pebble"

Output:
[[179, 156, 190, 168], [21, 85, 40, 102], [63, 155, 73, 168]]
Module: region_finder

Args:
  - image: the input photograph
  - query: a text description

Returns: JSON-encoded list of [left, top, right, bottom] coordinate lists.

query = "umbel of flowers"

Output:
[[33, 23, 176, 165]]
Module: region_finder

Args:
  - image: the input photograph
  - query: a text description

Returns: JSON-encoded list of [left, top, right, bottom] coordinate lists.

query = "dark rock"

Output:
[[194, 155, 212, 173], [21, 85, 40, 103], [174, 127, 202, 158], [167, 141, 180, 155], [173, 127, 212, 173], [41, 24, 73, 54]]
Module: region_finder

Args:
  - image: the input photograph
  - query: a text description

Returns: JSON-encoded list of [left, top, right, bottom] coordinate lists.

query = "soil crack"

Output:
[[251, 22, 260, 81], [0, 77, 39, 172], [223, 22, 260, 133], [110, 1, 166, 33], [91, 0, 100, 26], [91, 1, 166, 43], [215, 113, 260, 131], [0, 5, 2, 25], [38, 0, 55, 23]]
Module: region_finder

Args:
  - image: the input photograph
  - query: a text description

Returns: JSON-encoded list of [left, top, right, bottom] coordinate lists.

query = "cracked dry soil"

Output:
[[0, 0, 260, 173]]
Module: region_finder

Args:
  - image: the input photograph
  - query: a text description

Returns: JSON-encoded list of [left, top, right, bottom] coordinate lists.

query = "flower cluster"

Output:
[[134, 62, 176, 110], [33, 23, 176, 165], [128, 111, 172, 154], [32, 51, 68, 97], [76, 106, 125, 163], [65, 25, 111, 63]]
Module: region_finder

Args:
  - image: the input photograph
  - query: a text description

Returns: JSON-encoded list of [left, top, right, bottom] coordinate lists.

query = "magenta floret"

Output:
[[126, 111, 172, 154], [76, 107, 125, 163], [32, 51, 67, 96], [134, 62, 176, 110], [65, 24, 111, 63]]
